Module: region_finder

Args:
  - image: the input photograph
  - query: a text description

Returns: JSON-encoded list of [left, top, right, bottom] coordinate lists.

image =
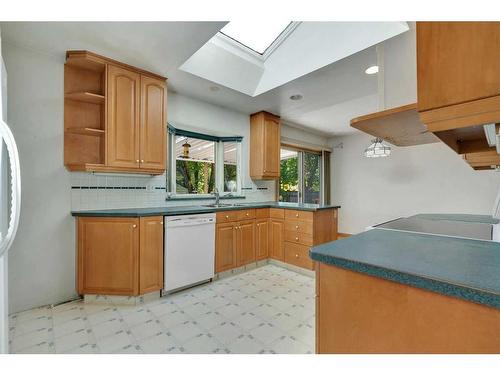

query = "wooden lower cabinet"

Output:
[[237, 220, 256, 266], [77, 216, 163, 296], [269, 219, 285, 261], [316, 262, 500, 353], [139, 216, 164, 294], [255, 219, 269, 260], [215, 208, 338, 274], [215, 222, 237, 273], [215, 220, 256, 272]]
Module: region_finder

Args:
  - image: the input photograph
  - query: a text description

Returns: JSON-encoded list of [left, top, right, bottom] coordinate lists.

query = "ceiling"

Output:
[[0, 21, 411, 137]]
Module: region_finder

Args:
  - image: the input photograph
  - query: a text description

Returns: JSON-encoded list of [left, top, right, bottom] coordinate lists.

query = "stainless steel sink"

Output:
[[203, 203, 246, 208]]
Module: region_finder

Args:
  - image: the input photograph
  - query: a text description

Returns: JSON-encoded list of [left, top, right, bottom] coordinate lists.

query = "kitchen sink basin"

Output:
[[203, 203, 246, 208]]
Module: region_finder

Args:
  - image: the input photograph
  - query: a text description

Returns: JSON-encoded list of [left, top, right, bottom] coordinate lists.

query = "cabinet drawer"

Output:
[[237, 209, 256, 221], [216, 211, 240, 223], [269, 208, 285, 219], [256, 208, 269, 219], [284, 242, 314, 270], [285, 210, 313, 222], [285, 231, 313, 246], [285, 220, 313, 235]]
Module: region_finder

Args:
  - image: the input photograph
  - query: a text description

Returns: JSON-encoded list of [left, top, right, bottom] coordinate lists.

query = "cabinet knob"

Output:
[[246, 213, 249, 216], [295, 237, 299, 241], [295, 253, 299, 258], [257, 223, 260, 227], [132, 224, 137, 228], [225, 215, 229, 219], [136, 160, 139, 163], [295, 213, 299, 217], [141, 160, 144, 163], [295, 225, 299, 229], [160, 222, 164, 225]]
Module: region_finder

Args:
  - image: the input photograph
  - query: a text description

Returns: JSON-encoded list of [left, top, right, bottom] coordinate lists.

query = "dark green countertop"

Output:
[[410, 213, 500, 224], [71, 202, 341, 217], [310, 227, 500, 309]]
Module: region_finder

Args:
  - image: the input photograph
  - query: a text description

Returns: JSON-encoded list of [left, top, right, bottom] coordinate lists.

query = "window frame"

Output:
[[279, 145, 324, 205], [167, 129, 242, 198]]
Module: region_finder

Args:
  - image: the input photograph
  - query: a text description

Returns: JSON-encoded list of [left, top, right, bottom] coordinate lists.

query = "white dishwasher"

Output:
[[164, 213, 216, 293]]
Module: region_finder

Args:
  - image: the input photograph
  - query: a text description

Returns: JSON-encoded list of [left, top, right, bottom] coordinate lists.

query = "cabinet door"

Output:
[[107, 65, 140, 168], [78, 217, 139, 295], [417, 22, 500, 112], [269, 219, 284, 261], [139, 216, 164, 294], [263, 116, 280, 177], [237, 219, 256, 266], [140, 75, 166, 170], [255, 219, 269, 260], [215, 222, 237, 273]]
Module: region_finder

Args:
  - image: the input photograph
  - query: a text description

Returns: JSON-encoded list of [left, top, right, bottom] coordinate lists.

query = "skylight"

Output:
[[220, 20, 291, 54]]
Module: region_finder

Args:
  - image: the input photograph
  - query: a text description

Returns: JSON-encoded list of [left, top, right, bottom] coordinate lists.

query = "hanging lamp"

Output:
[[364, 138, 391, 158]]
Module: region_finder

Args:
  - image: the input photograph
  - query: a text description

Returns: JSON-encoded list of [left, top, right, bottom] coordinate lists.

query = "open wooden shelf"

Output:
[[65, 92, 105, 104], [66, 163, 165, 175], [350, 103, 440, 146], [66, 127, 105, 137]]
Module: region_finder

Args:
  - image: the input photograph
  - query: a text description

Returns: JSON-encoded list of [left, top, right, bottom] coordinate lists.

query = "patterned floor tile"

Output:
[[182, 333, 224, 354], [167, 320, 205, 343], [9, 264, 316, 354], [137, 332, 179, 354]]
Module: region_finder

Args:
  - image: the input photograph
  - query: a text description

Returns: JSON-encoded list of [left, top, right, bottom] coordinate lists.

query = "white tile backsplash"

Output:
[[70, 172, 275, 211]]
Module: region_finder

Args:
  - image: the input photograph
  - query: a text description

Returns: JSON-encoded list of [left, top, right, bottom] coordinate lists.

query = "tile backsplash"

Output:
[[70, 172, 275, 211]]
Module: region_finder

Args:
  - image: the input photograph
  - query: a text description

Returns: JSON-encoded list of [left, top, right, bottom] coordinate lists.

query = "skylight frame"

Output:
[[218, 21, 300, 60]]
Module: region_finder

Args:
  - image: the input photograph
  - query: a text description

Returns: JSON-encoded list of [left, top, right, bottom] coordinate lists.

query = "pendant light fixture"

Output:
[[363, 45, 393, 158], [364, 138, 391, 158]]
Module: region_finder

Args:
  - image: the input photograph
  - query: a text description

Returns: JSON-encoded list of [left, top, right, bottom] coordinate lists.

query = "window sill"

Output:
[[166, 194, 246, 201]]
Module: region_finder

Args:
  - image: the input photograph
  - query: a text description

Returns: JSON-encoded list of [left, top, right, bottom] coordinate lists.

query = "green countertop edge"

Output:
[[71, 202, 341, 217], [309, 252, 500, 309]]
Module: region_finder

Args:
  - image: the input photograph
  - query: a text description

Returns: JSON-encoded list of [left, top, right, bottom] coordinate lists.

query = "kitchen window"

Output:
[[167, 125, 242, 197], [279, 146, 329, 204]]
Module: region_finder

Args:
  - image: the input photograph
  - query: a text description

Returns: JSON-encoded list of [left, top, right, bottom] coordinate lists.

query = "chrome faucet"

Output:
[[213, 188, 220, 206]]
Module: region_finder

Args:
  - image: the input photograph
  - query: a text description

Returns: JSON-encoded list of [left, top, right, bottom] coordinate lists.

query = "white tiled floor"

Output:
[[9, 264, 315, 354]]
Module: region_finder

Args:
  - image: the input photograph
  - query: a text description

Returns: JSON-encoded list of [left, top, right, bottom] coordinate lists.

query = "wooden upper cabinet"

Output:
[[78, 217, 139, 296], [250, 111, 281, 179], [139, 216, 164, 294], [64, 51, 167, 175], [417, 22, 500, 132], [140, 75, 166, 170], [107, 65, 141, 168]]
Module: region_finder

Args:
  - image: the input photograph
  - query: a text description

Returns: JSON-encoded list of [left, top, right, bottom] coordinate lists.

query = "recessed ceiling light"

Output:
[[365, 65, 379, 75], [290, 94, 303, 101], [209, 86, 220, 92]]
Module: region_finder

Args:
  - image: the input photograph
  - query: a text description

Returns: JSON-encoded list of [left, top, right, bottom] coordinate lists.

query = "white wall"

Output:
[[2, 42, 76, 314], [331, 133, 500, 234]]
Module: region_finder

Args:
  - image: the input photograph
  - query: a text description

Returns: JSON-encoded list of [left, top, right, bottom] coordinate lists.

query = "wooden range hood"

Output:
[[350, 103, 439, 146]]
